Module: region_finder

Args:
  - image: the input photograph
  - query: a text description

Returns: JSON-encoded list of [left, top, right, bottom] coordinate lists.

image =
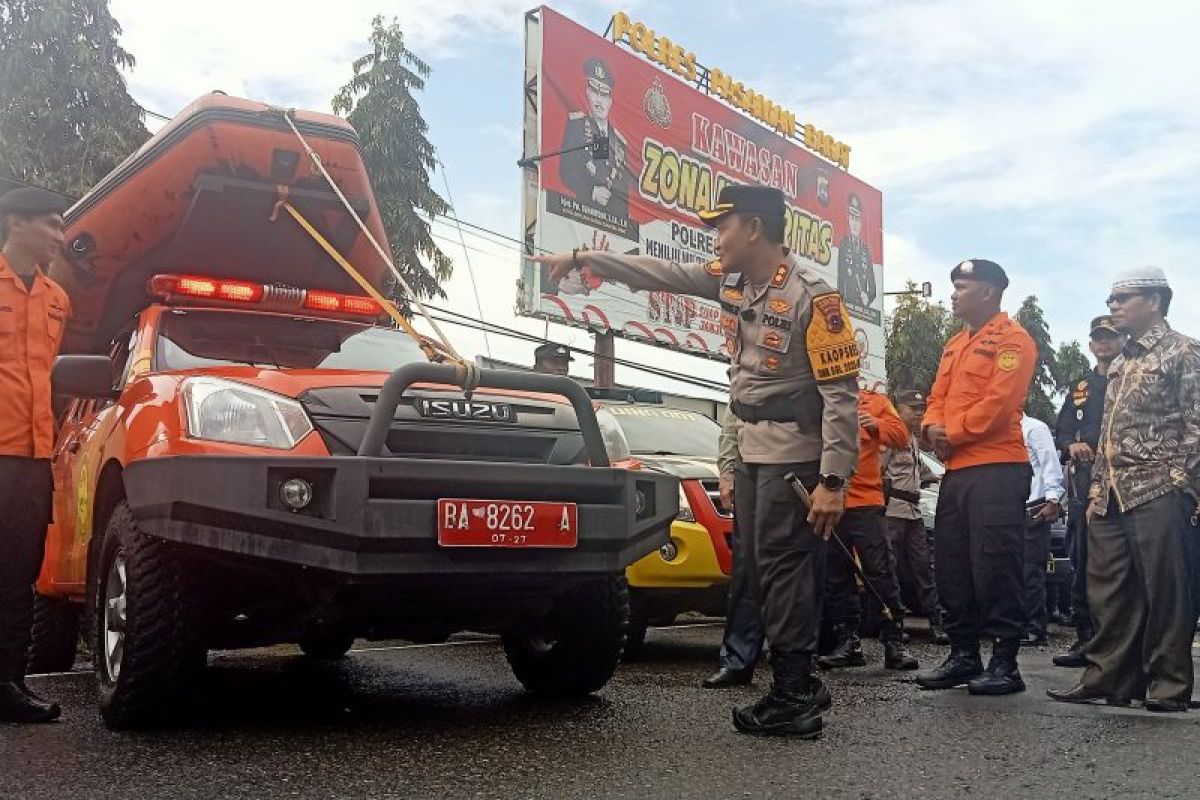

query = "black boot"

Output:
[[1053, 627, 1092, 668], [882, 620, 919, 670], [968, 638, 1026, 695], [817, 625, 866, 669], [928, 610, 950, 645], [916, 642, 983, 689], [0, 681, 60, 724], [732, 654, 826, 738], [702, 666, 755, 688]]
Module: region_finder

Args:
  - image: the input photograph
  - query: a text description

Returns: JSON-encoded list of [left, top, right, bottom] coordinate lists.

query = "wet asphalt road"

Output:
[[2, 622, 1198, 799]]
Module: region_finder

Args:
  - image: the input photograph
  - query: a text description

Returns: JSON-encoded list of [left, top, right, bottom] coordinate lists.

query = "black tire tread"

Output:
[[27, 593, 83, 674], [502, 574, 629, 697], [97, 502, 204, 729]]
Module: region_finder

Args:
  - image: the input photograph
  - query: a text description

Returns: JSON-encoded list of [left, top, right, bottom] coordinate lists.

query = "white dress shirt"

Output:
[[1021, 414, 1065, 504]]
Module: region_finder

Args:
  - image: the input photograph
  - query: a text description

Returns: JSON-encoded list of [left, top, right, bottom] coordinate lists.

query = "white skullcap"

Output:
[[1111, 265, 1170, 292]]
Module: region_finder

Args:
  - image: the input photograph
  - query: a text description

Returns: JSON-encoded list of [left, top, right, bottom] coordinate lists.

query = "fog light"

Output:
[[280, 478, 313, 510], [659, 540, 678, 561]]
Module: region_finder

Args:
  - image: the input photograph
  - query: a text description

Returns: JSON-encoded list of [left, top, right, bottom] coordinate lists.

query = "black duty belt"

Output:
[[730, 394, 823, 426], [884, 486, 921, 505]]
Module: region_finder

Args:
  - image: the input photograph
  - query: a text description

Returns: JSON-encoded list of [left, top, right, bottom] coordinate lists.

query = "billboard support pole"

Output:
[[594, 330, 615, 387]]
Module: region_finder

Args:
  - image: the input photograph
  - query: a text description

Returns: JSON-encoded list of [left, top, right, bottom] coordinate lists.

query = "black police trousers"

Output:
[[1066, 462, 1094, 636], [1022, 514, 1051, 637], [825, 507, 905, 634], [934, 462, 1031, 645], [718, 494, 766, 671], [733, 461, 825, 657], [885, 515, 939, 617], [0, 457, 54, 682]]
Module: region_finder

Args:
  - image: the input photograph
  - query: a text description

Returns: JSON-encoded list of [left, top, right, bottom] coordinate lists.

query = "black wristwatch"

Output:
[[818, 473, 846, 491]]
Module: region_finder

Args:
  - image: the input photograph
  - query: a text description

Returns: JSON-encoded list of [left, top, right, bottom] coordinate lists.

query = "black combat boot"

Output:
[[732, 654, 826, 738], [1053, 626, 1092, 668], [915, 641, 983, 689], [0, 681, 60, 724], [817, 625, 866, 669], [882, 619, 919, 670], [928, 609, 950, 645], [968, 638, 1026, 695]]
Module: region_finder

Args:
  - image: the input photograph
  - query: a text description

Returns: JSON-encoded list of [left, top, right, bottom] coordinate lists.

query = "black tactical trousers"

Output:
[[885, 515, 939, 616], [718, 497, 766, 671], [0, 457, 54, 682], [825, 507, 905, 633], [934, 462, 1031, 645], [1066, 463, 1093, 635], [733, 461, 825, 657], [1022, 516, 1051, 637]]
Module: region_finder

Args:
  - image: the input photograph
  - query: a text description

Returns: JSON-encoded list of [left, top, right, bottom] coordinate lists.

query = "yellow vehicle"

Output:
[[592, 391, 732, 654]]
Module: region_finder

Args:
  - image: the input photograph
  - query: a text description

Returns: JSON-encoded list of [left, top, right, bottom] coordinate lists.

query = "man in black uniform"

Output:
[[836, 193, 874, 310], [1050, 315, 1125, 667], [558, 58, 629, 218], [533, 186, 860, 738], [532, 342, 573, 376]]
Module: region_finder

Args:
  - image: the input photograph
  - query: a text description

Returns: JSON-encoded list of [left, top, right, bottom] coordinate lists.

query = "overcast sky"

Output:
[[109, 0, 1200, 397]]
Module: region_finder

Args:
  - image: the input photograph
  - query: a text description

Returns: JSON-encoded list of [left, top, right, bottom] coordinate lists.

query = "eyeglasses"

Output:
[[1106, 291, 1145, 306]]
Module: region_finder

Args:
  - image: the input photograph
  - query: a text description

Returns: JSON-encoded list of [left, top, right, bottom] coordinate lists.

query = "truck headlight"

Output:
[[181, 377, 313, 449], [677, 485, 695, 522]]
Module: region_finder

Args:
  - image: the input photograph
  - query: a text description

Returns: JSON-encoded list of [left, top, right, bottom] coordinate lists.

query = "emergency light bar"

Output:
[[149, 274, 384, 319]]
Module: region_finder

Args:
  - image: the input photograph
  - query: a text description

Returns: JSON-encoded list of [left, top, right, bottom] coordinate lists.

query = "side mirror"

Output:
[[52, 355, 118, 399]]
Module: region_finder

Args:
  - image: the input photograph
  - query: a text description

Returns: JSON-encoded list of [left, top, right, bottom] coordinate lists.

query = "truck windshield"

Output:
[[155, 309, 429, 372], [605, 405, 720, 459]]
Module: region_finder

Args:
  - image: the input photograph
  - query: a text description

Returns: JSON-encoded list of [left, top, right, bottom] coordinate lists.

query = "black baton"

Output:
[[784, 471, 896, 623]]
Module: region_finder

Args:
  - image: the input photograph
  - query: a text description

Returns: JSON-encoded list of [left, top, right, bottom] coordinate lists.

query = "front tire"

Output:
[[503, 574, 629, 697], [27, 593, 83, 673], [95, 502, 206, 729]]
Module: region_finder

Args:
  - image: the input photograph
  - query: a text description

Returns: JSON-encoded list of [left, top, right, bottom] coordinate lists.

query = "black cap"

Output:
[[950, 258, 1009, 290], [1089, 315, 1119, 336], [894, 389, 928, 407], [584, 58, 614, 94], [848, 193, 862, 215], [0, 186, 69, 216], [698, 185, 785, 228], [535, 342, 574, 362]]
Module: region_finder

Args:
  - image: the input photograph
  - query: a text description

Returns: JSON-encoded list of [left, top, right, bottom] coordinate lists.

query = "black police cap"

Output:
[[1089, 315, 1119, 336], [0, 186, 69, 217], [949, 258, 1009, 291], [894, 389, 928, 407], [535, 342, 574, 362], [584, 58, 614, 94], [698, 185, 785, 228]]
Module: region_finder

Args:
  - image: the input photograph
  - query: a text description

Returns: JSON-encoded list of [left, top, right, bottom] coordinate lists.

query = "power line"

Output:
[[436, 159, 491, 358]]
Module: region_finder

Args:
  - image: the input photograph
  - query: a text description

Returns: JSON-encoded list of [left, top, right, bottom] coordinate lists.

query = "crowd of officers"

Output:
[[2, 182, 1197, 734], [540, 184, 1199, 738]]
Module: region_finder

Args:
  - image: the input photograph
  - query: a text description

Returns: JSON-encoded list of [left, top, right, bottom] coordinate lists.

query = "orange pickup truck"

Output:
[[30, 94, 676, 728]]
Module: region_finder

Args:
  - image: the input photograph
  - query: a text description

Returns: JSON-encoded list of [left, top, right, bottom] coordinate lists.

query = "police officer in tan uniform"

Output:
[[534, 186, 860, 738]]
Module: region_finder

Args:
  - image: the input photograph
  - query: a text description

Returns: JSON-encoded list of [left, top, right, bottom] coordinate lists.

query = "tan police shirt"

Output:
[[581, 251, 860, 477]]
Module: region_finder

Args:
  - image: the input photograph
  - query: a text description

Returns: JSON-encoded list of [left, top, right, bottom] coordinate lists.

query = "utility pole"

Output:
[[594, 330, 615, 387]]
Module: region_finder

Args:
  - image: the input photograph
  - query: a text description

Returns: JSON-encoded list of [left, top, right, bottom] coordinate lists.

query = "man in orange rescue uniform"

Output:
[[819, 388, 920, 671], [916, 259, 1036, 696], [0, 187, 71, 724]]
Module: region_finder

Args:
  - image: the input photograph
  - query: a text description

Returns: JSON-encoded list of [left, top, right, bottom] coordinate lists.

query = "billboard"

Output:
[[519, 7, 886, 383]]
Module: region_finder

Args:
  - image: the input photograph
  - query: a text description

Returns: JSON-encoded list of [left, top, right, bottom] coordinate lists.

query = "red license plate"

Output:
[[437, 499, 578, 548]]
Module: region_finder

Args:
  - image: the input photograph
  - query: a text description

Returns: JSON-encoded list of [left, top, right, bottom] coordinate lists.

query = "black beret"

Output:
[[698, 185, 785, 228], [535, 342, 573, 362], [950, 258, 1008, 290], [0, 186, 69, 216]]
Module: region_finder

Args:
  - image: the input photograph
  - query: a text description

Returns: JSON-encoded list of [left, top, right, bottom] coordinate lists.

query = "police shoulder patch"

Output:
[[807, 293, 860, 383]]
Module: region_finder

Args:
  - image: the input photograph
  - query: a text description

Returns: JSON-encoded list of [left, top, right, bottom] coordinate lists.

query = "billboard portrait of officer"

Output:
[[558, 58, 629, 219], [836, 193, 875, 312]]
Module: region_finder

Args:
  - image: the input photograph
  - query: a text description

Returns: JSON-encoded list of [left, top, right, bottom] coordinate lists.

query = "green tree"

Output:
[[884, 281, 958, 394], [333, 16, 451, 299], [0, 0, 149, 198], [1013, 295, 1058, 424], [1053, 340, 1091, 393]]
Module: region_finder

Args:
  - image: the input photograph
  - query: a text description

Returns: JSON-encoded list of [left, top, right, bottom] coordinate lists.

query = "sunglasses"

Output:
[[1105, 291, 1146, 305]]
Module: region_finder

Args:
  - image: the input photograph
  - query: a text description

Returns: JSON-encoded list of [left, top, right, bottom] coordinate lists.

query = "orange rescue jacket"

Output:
[[847, 389, 909, 508]]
